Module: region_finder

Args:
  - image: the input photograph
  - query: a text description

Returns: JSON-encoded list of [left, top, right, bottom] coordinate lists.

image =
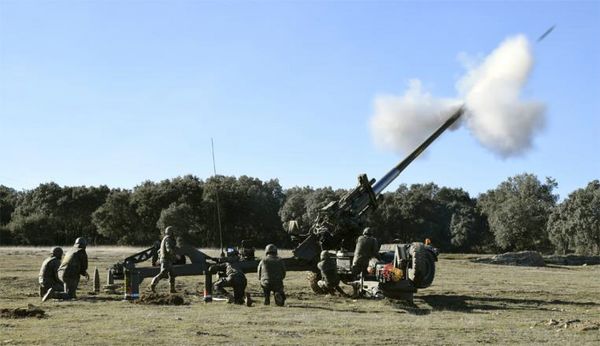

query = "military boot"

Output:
[[264, 293, 270, 306], [169, 280, 177, 294], [245, 293, 253, 307], [149, 277, 158, 293], [274, 292, 285, 307]]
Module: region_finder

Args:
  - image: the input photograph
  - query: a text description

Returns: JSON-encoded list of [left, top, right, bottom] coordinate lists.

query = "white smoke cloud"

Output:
[[371, 34, 546, 158], [459, 35, 545, 156], [371, 80, 462, 153]]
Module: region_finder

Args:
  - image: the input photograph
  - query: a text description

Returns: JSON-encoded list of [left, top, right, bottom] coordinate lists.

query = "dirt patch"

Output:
[[473, 251, 545, 267], [0, 305, 46, 319], [538, 319, 600, 332], [135, 293, 187, 306]]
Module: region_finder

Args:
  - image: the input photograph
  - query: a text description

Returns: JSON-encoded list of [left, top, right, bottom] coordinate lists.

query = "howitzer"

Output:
[[293, 106, 464, 264], [109, 106, 463, 302]]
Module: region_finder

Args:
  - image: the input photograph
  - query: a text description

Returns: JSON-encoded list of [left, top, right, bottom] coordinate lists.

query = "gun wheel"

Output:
[[408, 242, 436, 289], [307, 271, 328, 294]]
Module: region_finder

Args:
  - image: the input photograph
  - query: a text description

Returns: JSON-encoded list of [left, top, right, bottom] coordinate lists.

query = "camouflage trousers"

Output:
[[39, 282, 64, 298], [261, 282, 285, 306], [317, 280, 348, 296], [351, 257, 370, 277], [63, 277, 80, 299], [214, 274, 247, 304], [150, 261, 175, 289]]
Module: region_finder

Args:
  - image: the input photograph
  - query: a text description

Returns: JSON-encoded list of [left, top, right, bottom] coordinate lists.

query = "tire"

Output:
[[307, 271, 328, 294], [408, 242, 436, 289]]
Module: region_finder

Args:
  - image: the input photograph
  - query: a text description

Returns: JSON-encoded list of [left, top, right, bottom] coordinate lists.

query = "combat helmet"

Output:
[[363, 227, 372, 236], [164, 226, 174, 236], [74, 237, 87, 248], [52, 247, 63, 258], [265, 244, 278, 256], [320, 250, 330, 260]]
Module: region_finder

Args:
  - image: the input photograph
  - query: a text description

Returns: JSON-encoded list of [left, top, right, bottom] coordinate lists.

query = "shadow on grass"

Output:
[[419, 294, 600, 313], [79, 295, 124, 302], [286, 303, 387, 314], [287, 302, 432, 316]]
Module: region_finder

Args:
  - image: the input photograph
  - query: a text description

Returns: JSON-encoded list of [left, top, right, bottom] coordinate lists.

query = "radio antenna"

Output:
[[211, 138, 225, 257]]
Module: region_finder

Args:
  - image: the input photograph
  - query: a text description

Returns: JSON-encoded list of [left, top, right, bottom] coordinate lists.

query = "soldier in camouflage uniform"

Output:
[[317, 250, 349, 296], [257, 244, 286, 306], [58, 238, 89, 299], [212, 262, 250, 305], [150, 226, 178, 293], [351, 227, 379, 278], [39, 247, 66, 302]]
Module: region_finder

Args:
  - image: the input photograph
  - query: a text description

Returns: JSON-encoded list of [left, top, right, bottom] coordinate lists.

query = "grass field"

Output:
[[0, 247, 599, 345]]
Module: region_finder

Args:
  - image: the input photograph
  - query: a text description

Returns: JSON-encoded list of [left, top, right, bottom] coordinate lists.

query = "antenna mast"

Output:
[[211, 138, 225, 257]]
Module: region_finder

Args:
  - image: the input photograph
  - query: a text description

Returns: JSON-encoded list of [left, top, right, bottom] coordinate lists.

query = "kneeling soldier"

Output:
[[317, 250, 349, 296], [257, 244, 286, 306], [39, 247, 67, 302], [58, 237, 90, 299], [212, 262, 250, 305]]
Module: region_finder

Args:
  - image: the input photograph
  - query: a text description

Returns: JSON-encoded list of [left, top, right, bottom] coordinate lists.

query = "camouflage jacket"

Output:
[[58, 247, 88, 280], [352, 235, 379, 265], [258, 255, 286, 286], [39, 256, 61, 286], [317, 257, 340, 287], [159, 235, 177, 263], [214, 262, 245, 279]]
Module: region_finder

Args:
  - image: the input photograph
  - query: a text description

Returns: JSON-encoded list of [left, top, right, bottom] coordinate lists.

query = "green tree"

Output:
[[548, 180, 600, 255], [156, 203, 203, 245], [8, 212, 59, 245], [304, 187, 338, 222], [0, 185, 18, 244], [279, 186, 314, 233], [478, 174, 558, 252], [8, 183, 67, 244], [8, 183, 110, 245], [130, 175, 204, 242], [92, 189, 143, 244], [203, 175, 285, 248]]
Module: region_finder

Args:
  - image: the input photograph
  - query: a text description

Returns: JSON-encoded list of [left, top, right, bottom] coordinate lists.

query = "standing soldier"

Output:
[[257, 244, 286, 306], [150, 226, 178, 293], [212, 262, 251, 305], [351, 227, 379, 278], [58, 238, 90, 299], [39, 247, 65, 302], [317, 250, 348, 296]]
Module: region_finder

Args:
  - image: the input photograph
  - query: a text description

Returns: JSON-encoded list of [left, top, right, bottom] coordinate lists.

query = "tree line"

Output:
[[0, 174, 598, 255]]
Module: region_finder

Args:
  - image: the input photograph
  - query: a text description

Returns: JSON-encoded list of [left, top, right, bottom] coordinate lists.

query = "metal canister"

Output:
[[203, 270, 212, 303], [124, 267, 140, 300]]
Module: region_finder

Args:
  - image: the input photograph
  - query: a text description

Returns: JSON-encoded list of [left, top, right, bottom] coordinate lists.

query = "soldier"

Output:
[[317, 250, 348, 296], [351, 227, 379, 278], [212, 262, 251, 305], [149, 226, 178, 293], [58, 237, 90, 299], [39, 247, 65, 302], [257, 244, 286, 306]]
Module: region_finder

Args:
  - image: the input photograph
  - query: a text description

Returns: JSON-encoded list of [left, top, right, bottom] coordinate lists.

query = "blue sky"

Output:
[[1, 1, 598, 199]]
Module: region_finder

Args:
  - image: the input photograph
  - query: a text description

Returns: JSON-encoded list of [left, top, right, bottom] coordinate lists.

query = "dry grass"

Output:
[[0, 247, 599, 345]]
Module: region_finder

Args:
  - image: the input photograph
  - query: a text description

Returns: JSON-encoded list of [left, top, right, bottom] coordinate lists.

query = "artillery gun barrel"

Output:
[[371, 106, 464, 195]]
